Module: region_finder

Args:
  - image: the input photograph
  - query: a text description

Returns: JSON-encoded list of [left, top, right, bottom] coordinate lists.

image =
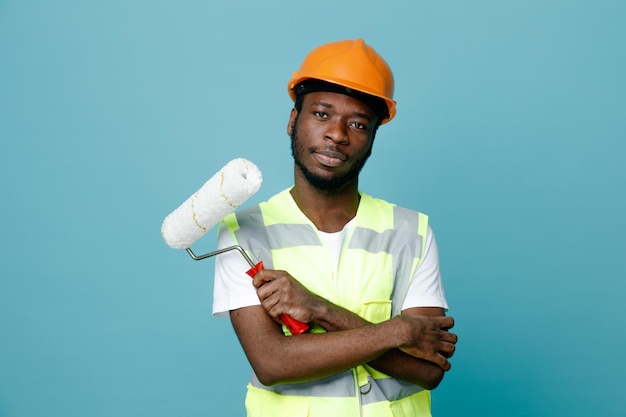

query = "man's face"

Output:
[[288, 91, 378, 192]]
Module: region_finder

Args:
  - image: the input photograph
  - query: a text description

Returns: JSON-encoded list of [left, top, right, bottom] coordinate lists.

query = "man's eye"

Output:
[[352, 122, 367, 130], [314, 111, 328, 118]]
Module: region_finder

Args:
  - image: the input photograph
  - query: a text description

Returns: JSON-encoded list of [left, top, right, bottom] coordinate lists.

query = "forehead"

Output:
[[302, 91, 375, 117]]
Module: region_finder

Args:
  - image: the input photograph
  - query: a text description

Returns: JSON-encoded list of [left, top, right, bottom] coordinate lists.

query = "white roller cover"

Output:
[[161, 158, 262, 249]]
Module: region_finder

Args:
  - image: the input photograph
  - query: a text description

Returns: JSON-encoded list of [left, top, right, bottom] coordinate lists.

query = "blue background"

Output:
[[1, 1, 625, 416]]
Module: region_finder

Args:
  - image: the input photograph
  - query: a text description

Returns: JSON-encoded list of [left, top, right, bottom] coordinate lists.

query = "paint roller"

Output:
[[161, 158, 309, 335]]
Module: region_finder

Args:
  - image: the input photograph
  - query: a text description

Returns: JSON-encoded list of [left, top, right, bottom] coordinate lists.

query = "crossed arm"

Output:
[[229, 268, 457, 390]]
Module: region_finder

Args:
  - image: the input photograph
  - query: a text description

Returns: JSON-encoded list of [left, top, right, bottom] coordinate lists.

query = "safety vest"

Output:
[[222, 189, 432, 417]]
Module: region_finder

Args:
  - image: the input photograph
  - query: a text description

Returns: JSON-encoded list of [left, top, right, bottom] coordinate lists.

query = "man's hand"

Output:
[[252, 268, 325, 325], [394, 314, 457, 371]]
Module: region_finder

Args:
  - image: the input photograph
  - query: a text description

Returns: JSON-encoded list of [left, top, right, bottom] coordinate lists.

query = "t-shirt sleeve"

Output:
[[401, 225, 449, 311], [212, 223, 261, 317]]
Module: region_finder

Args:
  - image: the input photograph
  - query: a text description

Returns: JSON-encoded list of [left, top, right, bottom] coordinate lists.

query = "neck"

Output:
[[290, 172, 360, 233]]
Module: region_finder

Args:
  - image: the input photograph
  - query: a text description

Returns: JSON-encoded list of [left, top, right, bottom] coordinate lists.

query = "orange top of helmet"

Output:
[[288, 39, 396, 124]]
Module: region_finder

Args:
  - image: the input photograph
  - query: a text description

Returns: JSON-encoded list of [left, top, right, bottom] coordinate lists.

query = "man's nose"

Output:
[[324, 118, 348, 144]]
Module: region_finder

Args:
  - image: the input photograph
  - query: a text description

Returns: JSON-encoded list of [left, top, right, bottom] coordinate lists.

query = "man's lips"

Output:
[[314, 150, 347, 167]]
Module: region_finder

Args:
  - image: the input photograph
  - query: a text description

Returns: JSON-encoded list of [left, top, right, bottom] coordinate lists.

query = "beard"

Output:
[[290, 124, 372, 192]]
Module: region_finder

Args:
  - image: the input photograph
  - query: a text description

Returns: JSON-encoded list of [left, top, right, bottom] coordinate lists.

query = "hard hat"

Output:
[[288, 38, 396, 124]]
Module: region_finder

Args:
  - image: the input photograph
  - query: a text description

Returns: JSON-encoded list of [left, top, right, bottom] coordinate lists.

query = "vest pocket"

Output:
[[358, 300, 392, 323]]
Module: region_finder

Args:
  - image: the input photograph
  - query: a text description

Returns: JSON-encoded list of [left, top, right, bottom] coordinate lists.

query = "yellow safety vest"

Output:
[[222, 189, 431, 417]]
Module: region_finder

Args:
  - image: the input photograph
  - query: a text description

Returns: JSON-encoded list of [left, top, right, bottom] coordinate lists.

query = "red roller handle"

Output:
[[245, 261, 310, 335]]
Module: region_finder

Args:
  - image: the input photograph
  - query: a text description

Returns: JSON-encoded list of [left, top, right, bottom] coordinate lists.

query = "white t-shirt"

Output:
[[212, 216, 448, 317]]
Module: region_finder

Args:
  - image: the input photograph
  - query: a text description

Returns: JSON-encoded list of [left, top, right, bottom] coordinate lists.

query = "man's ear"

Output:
[[287, 108, 298, 136]]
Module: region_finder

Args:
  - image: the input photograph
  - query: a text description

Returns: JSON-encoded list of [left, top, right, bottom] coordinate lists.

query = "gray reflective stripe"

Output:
[[250, 371, 423, 403], [266, 223, 322, 248], [232, 206, 273, 269], [249, 370, 356, 398], [233, 206, 323, 269], [360, 376, 424, 405], [390, 206, 423, 316], [349, 228, 401, 253]]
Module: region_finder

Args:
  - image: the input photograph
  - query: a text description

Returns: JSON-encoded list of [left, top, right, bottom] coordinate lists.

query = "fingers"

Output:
[[439, 340, 456, 359], [435, 355, 451, 372], [433, 315, 454, 331], [253, 270, 303, 323], [442, 329, 458, 343], [437, 326, 457, 362], [252, 269, 275, 288], [396, 314, 459, 371], [398, 345, 451, 371]]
